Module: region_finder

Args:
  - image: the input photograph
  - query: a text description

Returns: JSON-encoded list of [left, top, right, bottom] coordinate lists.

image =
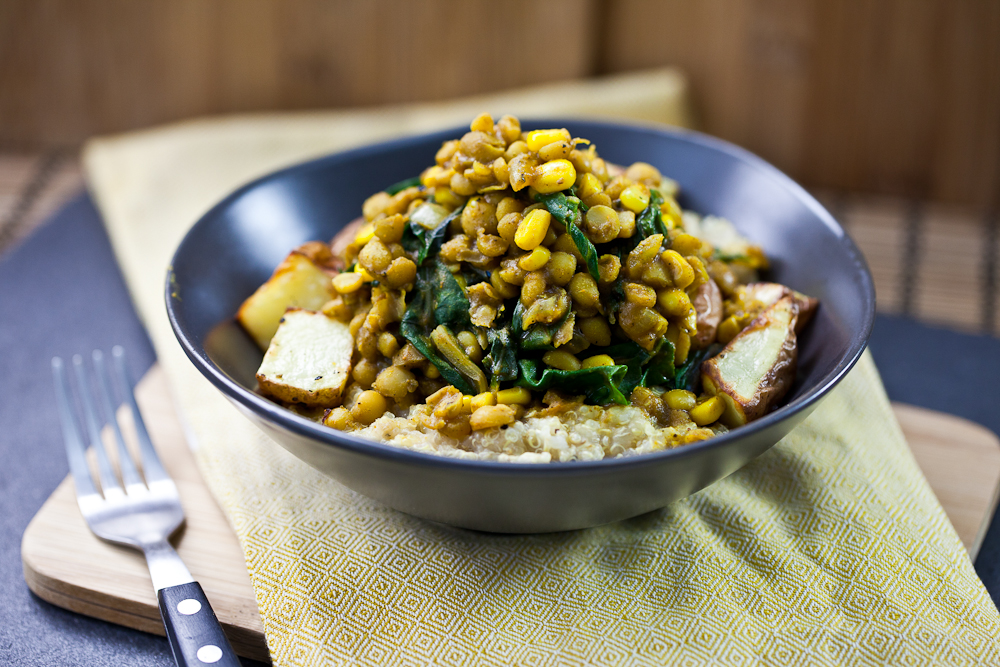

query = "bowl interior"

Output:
[[169, 120, 873, 461]]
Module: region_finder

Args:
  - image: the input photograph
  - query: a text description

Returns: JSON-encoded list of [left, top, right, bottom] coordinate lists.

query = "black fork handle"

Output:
[[158, 582, 241, 666]]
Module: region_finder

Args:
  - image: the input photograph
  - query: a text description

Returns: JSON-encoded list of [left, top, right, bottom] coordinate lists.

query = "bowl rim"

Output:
[[165, 118, 875, 476]]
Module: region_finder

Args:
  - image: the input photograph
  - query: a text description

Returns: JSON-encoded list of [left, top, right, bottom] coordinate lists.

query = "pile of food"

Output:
[[236, 114, 817, 462]]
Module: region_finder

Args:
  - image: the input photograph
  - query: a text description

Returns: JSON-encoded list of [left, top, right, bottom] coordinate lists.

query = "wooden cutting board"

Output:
[[21, 365, 1000, 663]]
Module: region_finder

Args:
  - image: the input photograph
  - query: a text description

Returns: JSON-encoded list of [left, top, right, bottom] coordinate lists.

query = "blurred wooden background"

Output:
[[1, 0, 999, 209]]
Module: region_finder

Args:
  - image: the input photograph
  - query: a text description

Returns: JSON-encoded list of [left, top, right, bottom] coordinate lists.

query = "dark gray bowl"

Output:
[[166, 120, 874, 533]]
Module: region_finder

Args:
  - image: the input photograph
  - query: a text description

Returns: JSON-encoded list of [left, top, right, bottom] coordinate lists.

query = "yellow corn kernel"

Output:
[[532, 159, 577, 194], [518, 246, 551, 272], [670, 233, 702, 257], [690, 396, 724, 426], [686, 255, 710, 290], [619, 184, 651, 213], [581, 354, 615, 369], [525, 128, 572, 152], [674, 331, 691, 364], [355, 223, 376, 245], [661, 197, 683, 229], [664, 389, 697, 410], [434, 188, 465, 209], [543, 350, 581, 371], [496, 387, 532, 405], [661, 249, 695, 289], [421, 165, 454, 188], [462, 395, 474, 413], [514, 208, 552, 250], [471, 391, 496, 411], [717, 315, 742, 344], [332, 272, 364, 294], [356, 266, 376, 283]]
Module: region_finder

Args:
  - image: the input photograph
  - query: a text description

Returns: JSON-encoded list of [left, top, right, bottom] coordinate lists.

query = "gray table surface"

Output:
[[0, 193, 997, 665]]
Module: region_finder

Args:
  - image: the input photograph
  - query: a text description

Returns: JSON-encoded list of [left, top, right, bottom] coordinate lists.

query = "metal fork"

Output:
[[52, 347, 239, 667]]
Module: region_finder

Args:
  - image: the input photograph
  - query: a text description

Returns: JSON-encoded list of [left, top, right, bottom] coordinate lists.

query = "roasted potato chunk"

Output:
[[701, 296, 799, 427], [237, 249, 336, 350], [692, 277, 723, 349], [256, 308, 353, 407], [744, 282, 818, 333]]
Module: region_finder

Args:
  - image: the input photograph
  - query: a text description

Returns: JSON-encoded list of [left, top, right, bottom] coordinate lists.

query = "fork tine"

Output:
[[111, 346, 169, 484], [71, 353, 124, 499], [93, 349, 145, 491], [52, 357, 99, 498]]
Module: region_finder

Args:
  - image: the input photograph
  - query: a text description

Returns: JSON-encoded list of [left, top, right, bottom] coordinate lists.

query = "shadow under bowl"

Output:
[[166, 120, 875, 533]]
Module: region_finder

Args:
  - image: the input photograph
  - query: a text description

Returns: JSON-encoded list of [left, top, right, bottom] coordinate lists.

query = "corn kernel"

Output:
[[717, 316, 742, 344], [496, 387, 532, 405], [581, 354, 615, 369], [543, 350, 581, 371], [356, 266, 376, 282], [434, 188, 465, 209], [462, 395, 473, 413], [355, 223, 376, 245], [332, 272, 364, 294], [525, 128, 572, 152], [532, 159, 577, 194], [514, 208, 552, 250], [674, 331, 691, 364], [518, 246, 551, 272], [690, 396, 724, 426], [471, 392, 496, 411], [664, 389, 697, 410], [620, 184, 651, 213]]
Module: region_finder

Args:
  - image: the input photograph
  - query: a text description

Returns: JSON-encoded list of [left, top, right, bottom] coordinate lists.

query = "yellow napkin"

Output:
[[84, 68, 1000, 665]]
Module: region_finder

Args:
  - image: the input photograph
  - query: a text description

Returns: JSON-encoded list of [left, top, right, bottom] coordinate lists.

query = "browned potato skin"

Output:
[[691, 278, 723, 349], [236, 250, 337, 350], [744, 282, 818, 333], [330, 216, 365, 262], [257, 375, 345, 407], [701, 296, 799, 427]]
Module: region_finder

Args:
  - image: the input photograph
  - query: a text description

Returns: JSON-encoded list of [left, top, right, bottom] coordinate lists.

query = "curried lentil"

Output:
[[243, 114, 818, 462]]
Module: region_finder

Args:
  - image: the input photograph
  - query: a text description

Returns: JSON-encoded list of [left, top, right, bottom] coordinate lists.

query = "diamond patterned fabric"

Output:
[[84, 70, 1000, 665]]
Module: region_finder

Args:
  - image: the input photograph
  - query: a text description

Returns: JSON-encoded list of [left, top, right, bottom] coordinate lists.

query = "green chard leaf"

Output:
[[483, 326, 519, 386], [402, 204, 463, 266], [567, 220, 601, 281], [384, 176, 422, 196], [641, 339, 677, 388], [536, 191, 600, 281], [431, 262, 470, 330], [399, 263, 476, 394], [516, 358, 629, 406], [511, 300, 571, 351], [670, 343, 721, 394], [636, 189, 666, 239]]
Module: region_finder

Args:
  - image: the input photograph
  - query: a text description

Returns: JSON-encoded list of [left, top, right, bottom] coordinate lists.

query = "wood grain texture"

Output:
[[601, 0, 1000, 208], [3, 1, 998, 209], [0, 0, 597, 146], [20, 364, 1000, 660]]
